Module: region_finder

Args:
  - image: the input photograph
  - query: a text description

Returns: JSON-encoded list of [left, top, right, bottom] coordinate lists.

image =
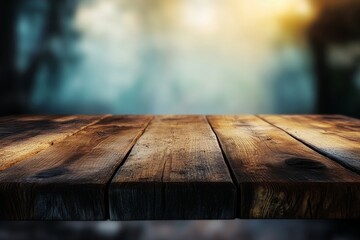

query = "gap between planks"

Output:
[[207, 115, 360, 218], [109, 115, 236, 220], [257, 115, 360, 176], [103, 115, 154, 219], [205, 116, 239, 215], [0, 115, 153, 220]]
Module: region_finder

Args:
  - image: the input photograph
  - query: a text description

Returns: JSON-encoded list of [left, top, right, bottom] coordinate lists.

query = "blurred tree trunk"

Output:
[[0, 1, 18, 115], [308, 0, 360, 117], [310, 42, 330, 114]]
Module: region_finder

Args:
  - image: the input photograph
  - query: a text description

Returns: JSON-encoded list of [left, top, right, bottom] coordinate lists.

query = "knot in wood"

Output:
[[34, 167, 69, 179], [285, 158, 327, 170]]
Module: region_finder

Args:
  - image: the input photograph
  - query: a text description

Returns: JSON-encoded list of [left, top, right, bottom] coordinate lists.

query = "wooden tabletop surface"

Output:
[[0, 115, 359, 220]]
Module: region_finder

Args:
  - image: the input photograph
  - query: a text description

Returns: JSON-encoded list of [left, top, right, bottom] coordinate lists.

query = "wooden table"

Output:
[[0, 115, 359, 220]]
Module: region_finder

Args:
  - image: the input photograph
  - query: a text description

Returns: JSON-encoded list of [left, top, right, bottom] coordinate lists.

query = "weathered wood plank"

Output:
[[109, 115, 236, 220], [0, 115, 152, 220], [260, 115, 360, 174], [0, 115, 106, 171], [208, 115, 360, 218]]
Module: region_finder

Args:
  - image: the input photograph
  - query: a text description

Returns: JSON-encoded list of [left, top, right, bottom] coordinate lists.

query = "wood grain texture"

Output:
[[208, 115, 360, 219], [109, 115, 236, 220], [0, 115, 152, 220], [260, 115, 360, 174], [0, 115, 106, 171]]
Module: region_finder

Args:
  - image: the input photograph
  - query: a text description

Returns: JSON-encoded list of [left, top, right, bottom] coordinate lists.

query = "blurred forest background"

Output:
[[1, 0, 360, 116], [0, 0, 360, 239]]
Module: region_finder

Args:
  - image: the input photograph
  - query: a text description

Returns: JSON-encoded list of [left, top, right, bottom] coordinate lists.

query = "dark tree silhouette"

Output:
[[308, 0, 360, 117], [0, 0, 78, 115]]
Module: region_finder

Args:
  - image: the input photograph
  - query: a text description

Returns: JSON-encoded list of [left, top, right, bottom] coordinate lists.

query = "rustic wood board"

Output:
[[260, 115, 360, 174], [208, 115, 360, 218], [0, 115, 106, 171], [109, 115, 236, 220], [0, 115, 152, 220]]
